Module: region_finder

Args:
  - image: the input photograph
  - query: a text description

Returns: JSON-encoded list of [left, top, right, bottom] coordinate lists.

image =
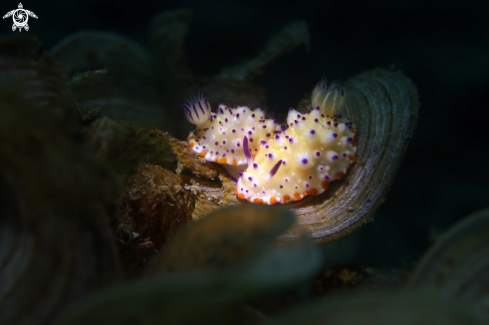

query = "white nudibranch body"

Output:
[[185, 96, 280, 165], [236, 107, 356, 204], [184, 77, 357, 204]]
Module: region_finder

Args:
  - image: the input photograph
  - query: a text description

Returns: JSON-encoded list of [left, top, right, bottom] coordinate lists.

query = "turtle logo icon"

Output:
[[3, 3, 38, 32]]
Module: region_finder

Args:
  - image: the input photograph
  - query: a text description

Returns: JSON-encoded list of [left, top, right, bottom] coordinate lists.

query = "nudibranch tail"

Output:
[[183, 91, 211, 125], [311, 78, 346, 116]]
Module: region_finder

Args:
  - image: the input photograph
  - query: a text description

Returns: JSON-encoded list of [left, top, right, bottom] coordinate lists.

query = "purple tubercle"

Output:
[[316, 151, 321, 157], [332, 154, 339, 161], [332, 133, 338, 138], [302, 158, 308, 164], [310, 130, 316, 135], [269, 159, 283, 177], [243, 136, 253, 166], [253, 163, 258, 169]]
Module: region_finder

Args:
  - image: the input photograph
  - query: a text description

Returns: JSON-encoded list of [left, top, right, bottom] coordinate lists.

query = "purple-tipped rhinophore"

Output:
[[183, 91, 211, 125], [269, 159, 283, 178], [243, 136, 253, 166]]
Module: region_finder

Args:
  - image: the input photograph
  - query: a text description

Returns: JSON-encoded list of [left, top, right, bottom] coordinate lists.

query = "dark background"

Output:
[[2, 0, 488, 269]]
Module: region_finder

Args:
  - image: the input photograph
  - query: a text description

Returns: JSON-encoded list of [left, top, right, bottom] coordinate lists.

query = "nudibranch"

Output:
[[236, 77, 357, 204], [184, 91, 280, 166]]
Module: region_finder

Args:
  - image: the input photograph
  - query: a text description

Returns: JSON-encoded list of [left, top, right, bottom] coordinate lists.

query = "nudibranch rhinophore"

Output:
[[184, 91, 281, 166], [237, 78, 357, 204], [184, 76, 357, 204]]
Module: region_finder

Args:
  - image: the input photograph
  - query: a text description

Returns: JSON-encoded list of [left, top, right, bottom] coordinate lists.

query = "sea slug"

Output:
[[184, 77, 357, 204], [184, 91, 282, 166]]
